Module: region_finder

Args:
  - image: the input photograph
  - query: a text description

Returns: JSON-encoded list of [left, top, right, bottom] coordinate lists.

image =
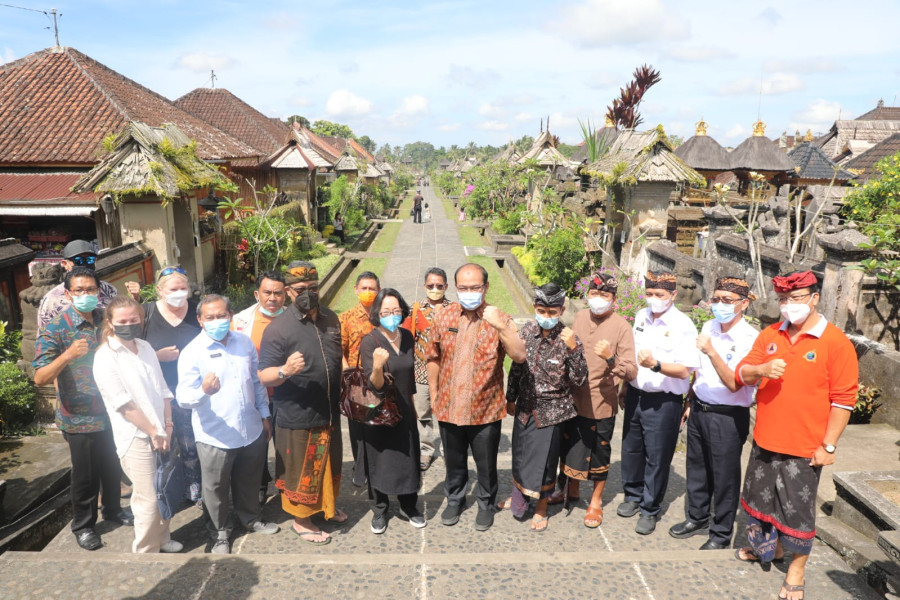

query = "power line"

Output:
[[0, 4, 61, 46]]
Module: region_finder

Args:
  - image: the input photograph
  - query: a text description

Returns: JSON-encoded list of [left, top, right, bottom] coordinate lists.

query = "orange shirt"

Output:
[[339, 303, 374, 369], [735, 316, 858, 457], [425, 303, 515, 426]]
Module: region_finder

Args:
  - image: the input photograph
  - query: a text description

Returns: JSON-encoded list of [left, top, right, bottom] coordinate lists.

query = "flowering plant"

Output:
[[574, 267, 645, 324]]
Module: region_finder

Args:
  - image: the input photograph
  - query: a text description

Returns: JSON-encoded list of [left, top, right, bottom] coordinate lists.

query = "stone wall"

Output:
[[851, 335, 900, 430]]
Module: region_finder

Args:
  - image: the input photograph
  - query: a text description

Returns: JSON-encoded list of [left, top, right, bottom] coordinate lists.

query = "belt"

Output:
[[692, 398, 747, 414]]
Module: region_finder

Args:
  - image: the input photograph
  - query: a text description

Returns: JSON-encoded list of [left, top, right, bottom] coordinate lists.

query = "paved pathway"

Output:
[[0, 188, 884, 599]]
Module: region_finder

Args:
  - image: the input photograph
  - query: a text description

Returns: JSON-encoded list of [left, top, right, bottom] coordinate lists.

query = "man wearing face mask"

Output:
[[232, 271, 287, 503], [258, 261, 345, 545], [340, 271, 381, 370], [733, 271, 857, 600], [668, 277, 759, 550], [426, 263, 527, 531], [553, 271, 637, 528], [176, 294, 278, 554], [401, 267, 452, 471], [620, 270, 700, 536], [34, 267, 132, 551]]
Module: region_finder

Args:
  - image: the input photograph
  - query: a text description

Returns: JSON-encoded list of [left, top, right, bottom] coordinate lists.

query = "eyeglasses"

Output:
[[709, 296, 744, 305], [379, 309, 403, 317], [289, 284, 319, 294], [777, 293, 813, 305], [456, 285, 485, 293], [70, 255, 97, 267], [157, 266, 187, 281], [425, 284, 446, 290], [69, 286, 99, 296]]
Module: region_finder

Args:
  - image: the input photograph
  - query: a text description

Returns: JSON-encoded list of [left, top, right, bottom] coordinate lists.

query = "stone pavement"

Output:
[[0, 195, 890, 599]]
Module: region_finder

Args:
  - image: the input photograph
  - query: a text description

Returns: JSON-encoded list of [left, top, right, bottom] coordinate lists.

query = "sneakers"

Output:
[[635, 514, 658, 535], [210, 538, 231, 554], [160, 540, 184, 553], [474, 507, 494, 531], [616, 501, 640, 518], [441, 504, 461, 526], [247, 520, 280, 535], [371, 513, 388, 534], [399, 507, 427, 528]]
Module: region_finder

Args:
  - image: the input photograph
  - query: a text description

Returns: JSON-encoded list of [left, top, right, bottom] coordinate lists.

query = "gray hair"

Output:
[[197, 293, 232, 315]]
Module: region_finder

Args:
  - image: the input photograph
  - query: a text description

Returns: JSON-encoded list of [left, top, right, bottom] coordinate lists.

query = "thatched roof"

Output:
[[729, 122, 796, 171], [788, 142, 854, 181], [333, 149, 362, 172], [73, 122, 227, 199], [587, 127, 704, 184], [675, 135, 731, 171], [518, 130, 574, 167], [493, 142, 520, 164]]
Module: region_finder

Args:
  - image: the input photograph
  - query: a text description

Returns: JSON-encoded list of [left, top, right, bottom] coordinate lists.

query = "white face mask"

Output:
[[646, 296, 671, 314], [588, 297, 612, 315], [164, 289, 189, 308], [780, 299, 812, 325]]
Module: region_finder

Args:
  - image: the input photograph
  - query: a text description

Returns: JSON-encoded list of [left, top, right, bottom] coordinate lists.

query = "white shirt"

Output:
[[630, 304, 700, 395], [693, 318, 759, 407], [93, 337, 172, 458]]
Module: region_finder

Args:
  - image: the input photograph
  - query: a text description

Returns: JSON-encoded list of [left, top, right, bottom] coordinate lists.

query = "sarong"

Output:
[[740, 442, 820, 558], [559, 415, 615, 482], [275, 425, 342, 520], [512, 415, 562, 505]]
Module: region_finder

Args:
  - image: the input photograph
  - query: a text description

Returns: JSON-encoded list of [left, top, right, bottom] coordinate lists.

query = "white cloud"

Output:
[[718, 73, 804, 96], [289, 96, 312, 108], [325, 89, 373, 117], [515, 112, 533, 122], [339, 62, 359, 74], [763, 58, 841, 73], [447, 64, 501, 89], [438, 123, 461, 132], [262, 11, 300, 30], [479, 103, 506, 119], [550, 0, 689, 48], [789, 99, 842, 134], [758, 7, 782, 25], [547, 111, 578, 131], [1, 47, 15, 65], [390, 95, 430, 127], [665, 45, 734, 62], [477, 120, 509, 131], [725, 124, 746, 138], [175, 52, 236, 73]]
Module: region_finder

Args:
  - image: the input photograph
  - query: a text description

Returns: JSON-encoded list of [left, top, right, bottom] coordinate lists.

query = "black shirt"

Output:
[[141, 300, 201, 395], [258, 303, 342, 430]]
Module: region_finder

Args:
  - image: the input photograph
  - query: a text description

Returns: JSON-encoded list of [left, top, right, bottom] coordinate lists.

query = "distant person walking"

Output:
[[413, 191, 423, 224], [332, 213, 345, 244]]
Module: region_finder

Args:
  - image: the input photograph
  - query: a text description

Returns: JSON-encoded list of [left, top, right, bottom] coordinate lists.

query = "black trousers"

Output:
[[620, 387, 682, 517], [371, 489, 418, 517], [63, 428, 122, 534], [439, 420, 501, 511], [413, 206, 422, 223], [685, 400, 750, 544]]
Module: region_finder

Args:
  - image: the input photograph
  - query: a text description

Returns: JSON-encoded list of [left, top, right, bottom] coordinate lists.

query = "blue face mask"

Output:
[[71, 294, 98, 313], [259, 306, 285, 318], [458, 292, 483, 311], [204, 318, 231, 341], [711, 303, 737, 324], [535, 313, 559, 330], [380, 315, 402, 332]]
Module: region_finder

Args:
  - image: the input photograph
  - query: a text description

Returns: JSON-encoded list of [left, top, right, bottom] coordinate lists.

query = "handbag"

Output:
[[155, 448, 186, 520], [339, 337, 402, 427], [410, 209, 415, 216]]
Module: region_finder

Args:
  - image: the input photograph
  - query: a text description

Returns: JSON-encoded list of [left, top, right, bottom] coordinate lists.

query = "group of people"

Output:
[[35, 240, 857, 600]]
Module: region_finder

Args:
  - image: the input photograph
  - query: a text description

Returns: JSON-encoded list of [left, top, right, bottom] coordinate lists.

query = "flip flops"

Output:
[[779, 578, 804, 600], [292, 527, 331, 545], [531, 515, 549, 532]]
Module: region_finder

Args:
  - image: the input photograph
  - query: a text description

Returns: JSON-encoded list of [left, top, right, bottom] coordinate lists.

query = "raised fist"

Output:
[[65, 338, 90, 361], [762, 358, 787, 380], [638, 349, 656, 369], [202, 372, 221, 395], [696, 334, 713, 356], [594, 339, 613, 360], [283, 351, 305, 377], [483, 305, 504, 329], [560, 327, 577, 350], [372, 347, 390, 370]]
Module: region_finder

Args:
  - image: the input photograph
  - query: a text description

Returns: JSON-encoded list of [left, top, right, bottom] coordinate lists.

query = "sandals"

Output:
[[292, 527, 331, 545], [327, 508, 349, 524], [584, 505, 603, 528], [547, 490, 579, 506], [496, 498, 512, 511], [779, 578, 804, 600], [531, 515, 549, 532]]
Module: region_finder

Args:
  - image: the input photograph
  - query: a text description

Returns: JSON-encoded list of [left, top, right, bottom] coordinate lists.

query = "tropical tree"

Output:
[[311, 120, 356, 139], [284, 115, 310, 128], [606, 64, 662, 129]]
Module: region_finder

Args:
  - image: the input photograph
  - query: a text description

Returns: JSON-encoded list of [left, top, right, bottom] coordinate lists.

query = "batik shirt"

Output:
[[507, 320, 588, 428], [339, 303, 375, 369], [33, 306, 107, 433], [402, 298, 451, 384], [37, 280, 118, 332]]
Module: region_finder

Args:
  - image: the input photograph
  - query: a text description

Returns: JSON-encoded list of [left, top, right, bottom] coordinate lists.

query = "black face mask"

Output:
[[294, 289, 319, 312], [113, 323, 142, 341]]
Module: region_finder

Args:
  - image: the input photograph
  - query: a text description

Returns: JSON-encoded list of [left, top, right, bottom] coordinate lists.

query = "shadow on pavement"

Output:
[[123, 556, 259, 600]]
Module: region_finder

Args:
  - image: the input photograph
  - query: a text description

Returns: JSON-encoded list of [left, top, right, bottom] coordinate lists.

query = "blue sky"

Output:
[[2, 0, 899, 150]]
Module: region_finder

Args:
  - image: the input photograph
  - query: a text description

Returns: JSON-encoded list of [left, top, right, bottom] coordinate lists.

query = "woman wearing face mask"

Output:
[[549, 272, 637, 528], [354, 288, 424, 535], [499, 283, 587, 532], [140, 266, 203, 506], [93, 296, 183, 554]]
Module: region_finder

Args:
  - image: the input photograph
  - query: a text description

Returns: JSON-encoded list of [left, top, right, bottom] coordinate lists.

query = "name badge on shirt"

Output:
[[448, 327, 458, 333], [548, 359, 560, 365], [635, 327, 644, 332], [210, 352, 222, 358]]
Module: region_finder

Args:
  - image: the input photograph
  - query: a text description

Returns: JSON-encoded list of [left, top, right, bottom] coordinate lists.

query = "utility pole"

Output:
[[210, 70, 217, 88], [50, 7, 59, 46]]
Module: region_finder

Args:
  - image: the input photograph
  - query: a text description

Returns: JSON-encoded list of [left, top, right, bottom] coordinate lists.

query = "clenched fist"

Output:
[[560, 327, 577, 350], [696, 334, 714, 356], [124, 280, 141, 299], [638, 349, 657, 369], [282, 351, 305, 378], [202, 372, 221, 395], [761, 358, 787, 379], [157, 345, 180, 362], [594, 339, 613, 360], [483, 305, 504, 330], [65, 338, 91, 361], [372, 347, 390, 370]]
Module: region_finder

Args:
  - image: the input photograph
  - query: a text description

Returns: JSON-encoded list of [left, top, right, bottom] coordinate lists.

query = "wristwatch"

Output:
[[651, 360, 662, 373], [278, 368, 286, 380], [605, 354, 616, 368], [822, 443, 836, 454]]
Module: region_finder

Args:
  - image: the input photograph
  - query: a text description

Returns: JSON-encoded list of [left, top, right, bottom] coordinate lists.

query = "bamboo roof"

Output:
[[518, 130, 574, 167], [493, 142, 521, 164], [675, 135, 731, 171], [587, 128, 704, 184], [729, 136, 796, 171], [72, 122, 227, 199]]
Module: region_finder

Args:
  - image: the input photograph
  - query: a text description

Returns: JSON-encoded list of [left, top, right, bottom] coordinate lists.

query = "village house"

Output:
[[814, 99, 900, 164]]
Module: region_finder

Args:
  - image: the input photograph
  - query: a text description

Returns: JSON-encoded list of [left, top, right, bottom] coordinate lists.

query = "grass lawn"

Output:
[[327, 257, 387, 313], [310, 253, 339, 276], [398, 192, 414, 214], [457, 226, 485, 247], [468, 256, 520, 318], [370, 222, 401, 253], [440, 195, 458, 220]]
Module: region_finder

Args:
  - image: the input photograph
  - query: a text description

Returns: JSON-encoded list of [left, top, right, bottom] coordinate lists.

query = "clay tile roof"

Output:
[[174, 88, 289, 155], [855, 103, 900, 121], [842, 133, 900, 182], [0, 46, 259, 166]]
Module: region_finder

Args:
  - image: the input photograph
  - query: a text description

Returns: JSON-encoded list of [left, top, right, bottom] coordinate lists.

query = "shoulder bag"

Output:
[[155, 448, 186, 520], [339, 335, 402, 427]]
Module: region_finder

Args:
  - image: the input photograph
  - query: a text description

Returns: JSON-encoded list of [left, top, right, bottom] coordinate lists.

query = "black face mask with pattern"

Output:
[[294, 289, 319, 312], [113, 323, 142, 341]]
